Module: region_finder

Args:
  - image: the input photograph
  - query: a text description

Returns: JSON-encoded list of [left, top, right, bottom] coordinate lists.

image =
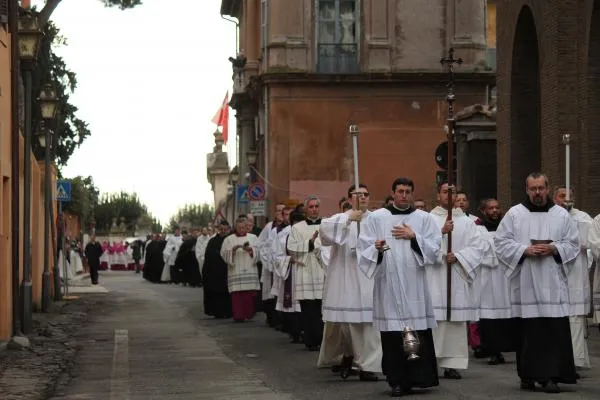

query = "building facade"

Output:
[[0, 13, 58, 341], [220, 0, 495, 216], [496, 0, 600, 216]]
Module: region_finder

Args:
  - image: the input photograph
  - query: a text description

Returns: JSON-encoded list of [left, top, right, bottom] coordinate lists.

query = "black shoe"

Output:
[[575, 372, 581, 379], [473, 347, 488, 358], [520, 379, 535, 391], [390, 386, 403, 397], [443, 369, 462, 379], [331, 365, 341, 373], [541, 381, 560, 393], [358, 371, 378, 382], [488, 355, 505, 365], [340, 356, 354, 379]]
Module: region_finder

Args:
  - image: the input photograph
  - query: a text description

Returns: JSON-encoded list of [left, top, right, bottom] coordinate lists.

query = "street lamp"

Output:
[[18, 11, 43, 334], [246, 149, 258, 166], [246, 149, 258, 182], [38, 84, 59, 120]]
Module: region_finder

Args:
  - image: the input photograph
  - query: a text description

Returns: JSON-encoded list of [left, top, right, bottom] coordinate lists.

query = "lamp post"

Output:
[[18, 10, 43, 334], [38, 84, 58, 312], [231, 167, 239, 219]]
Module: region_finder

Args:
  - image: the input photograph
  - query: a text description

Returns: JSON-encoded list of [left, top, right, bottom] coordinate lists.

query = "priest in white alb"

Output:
[[317, 184, 381, 382], [495, 172, 578, 393], [553, 186, 592, 370], [589, 213, 600, 322], [427, 183, 487, 379], [273, 208, 303, 343], [220, 216, 260, 322], [287, 196, 325, 351], [473, 198, 518, 366], [358, 177, 441, 397]]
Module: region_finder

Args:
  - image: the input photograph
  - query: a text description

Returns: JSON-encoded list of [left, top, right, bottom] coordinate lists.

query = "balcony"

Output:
[[317, 43, 359, 74]]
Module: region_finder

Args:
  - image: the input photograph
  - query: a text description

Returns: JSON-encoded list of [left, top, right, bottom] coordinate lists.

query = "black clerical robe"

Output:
[[202, 234, 232, 318]]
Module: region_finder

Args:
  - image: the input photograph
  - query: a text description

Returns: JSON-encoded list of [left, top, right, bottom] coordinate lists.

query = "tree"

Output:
[[31, 20, 91, 167], [94, 191, 161, 235], [168, 203, 214, 232], [38, 0, 143, 27], [61, 175, 100, 232]]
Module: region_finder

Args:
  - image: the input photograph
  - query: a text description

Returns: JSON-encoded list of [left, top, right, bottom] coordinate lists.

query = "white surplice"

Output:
[[161, 235, 183, 282], [272, 225, 301, 312], [220, 233, 260, 293], [494, 203, 580, 319], [317, 211, 382, 373], [358, 207, 441, 332], [194, 235, 210, 270], [587, 214, 600, 323], [428, 206, 487, 370], [287, 220, 325, 300], [474, 228, 512, 319], [427, 206, 486, 322], [256, 221, 276, 300], [566, 208, 593, 368]]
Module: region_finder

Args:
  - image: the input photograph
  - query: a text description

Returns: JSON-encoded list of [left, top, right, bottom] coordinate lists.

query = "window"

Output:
[[316, 0, 359, 73]]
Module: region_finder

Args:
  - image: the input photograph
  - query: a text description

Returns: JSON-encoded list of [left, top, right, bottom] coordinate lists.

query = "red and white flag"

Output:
[[212, 92, 230, 144]]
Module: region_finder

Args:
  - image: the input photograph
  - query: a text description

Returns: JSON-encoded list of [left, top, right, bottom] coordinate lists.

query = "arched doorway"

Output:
[[510, 6, 541, 201], [587, 1, 600, 215]]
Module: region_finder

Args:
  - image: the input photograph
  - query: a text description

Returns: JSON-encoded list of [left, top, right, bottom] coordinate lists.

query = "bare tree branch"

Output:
[[38, 0, 62, 27]]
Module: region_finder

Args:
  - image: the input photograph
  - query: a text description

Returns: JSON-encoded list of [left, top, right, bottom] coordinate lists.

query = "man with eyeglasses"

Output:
[[495, 172, 579, 393], [317, 184, 381, 382], [287, 195, 326, 351]]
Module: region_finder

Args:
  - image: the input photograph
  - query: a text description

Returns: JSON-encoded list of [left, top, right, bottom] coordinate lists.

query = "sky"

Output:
[[32, 0, 237, 224]]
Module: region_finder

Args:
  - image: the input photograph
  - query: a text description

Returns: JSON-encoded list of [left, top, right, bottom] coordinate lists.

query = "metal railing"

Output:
[[317, 43, 359, 73]]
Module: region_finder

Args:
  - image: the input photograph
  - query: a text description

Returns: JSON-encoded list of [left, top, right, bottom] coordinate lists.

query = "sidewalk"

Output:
[[0, 294, 109, 400]]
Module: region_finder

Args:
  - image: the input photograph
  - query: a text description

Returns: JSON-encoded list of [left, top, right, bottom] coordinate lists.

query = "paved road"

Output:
[[51, 272, 600, 399]]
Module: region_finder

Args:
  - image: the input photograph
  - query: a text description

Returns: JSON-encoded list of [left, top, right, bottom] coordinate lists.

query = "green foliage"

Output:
[[102, 0, 143, 9], [94, 191, 160, 235], [32, 20, 90, 167], [168, 203, 215, 232], [61, 175, 100, 231]]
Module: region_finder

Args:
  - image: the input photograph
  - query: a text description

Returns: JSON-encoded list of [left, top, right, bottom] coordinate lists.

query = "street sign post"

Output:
[[56, 180, 71, 202], [236, 184, 249, 204], [55, 180, 71, 297], [250, 200, 266, 217], [248, 182, 266, 201]]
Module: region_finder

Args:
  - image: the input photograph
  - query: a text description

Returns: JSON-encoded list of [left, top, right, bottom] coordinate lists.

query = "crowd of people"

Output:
[[83, 171, 600, 397]]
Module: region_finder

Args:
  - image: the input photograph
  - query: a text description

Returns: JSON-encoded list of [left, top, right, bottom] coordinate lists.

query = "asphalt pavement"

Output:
[[49, 272, 600, 399]]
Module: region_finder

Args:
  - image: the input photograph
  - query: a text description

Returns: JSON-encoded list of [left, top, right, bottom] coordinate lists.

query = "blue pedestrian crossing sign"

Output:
[[236, 184, 249, 204], [56, 180, 72, 202]]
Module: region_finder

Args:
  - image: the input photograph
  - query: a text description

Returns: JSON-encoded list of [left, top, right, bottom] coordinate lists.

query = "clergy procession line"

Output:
[[134, 172, 600, 398]]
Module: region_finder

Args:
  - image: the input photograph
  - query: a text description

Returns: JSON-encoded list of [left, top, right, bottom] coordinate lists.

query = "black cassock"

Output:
[[175, 237, 202, 286], [144, 240, 166, 283], [202, 234, 232, 318]]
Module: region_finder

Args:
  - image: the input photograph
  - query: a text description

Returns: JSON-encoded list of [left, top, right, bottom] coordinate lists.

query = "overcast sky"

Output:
[[32, 0, 237, 224]]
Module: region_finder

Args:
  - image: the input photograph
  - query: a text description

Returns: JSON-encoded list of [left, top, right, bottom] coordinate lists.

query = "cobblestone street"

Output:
[[21, 272, 597, 399]]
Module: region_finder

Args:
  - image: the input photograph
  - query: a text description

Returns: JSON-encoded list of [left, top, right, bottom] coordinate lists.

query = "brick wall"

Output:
[[496, 0, 600, 217]]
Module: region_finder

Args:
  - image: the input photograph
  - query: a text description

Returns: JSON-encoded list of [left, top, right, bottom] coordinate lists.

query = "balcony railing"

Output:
[[317, 43, 359, 74]]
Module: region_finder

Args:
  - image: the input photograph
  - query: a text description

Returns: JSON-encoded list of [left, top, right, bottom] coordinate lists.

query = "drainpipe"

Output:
[[262, 0, 269, 212], [9, 0, 21, 336]]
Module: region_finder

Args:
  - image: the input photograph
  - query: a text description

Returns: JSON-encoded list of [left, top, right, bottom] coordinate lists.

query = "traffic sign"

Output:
[[434, 141, 457, 171], [250, 200, 266, 216], [56, 180, 72, 202], [236, 184, 249, 204], [248, 182, 266, 201]]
